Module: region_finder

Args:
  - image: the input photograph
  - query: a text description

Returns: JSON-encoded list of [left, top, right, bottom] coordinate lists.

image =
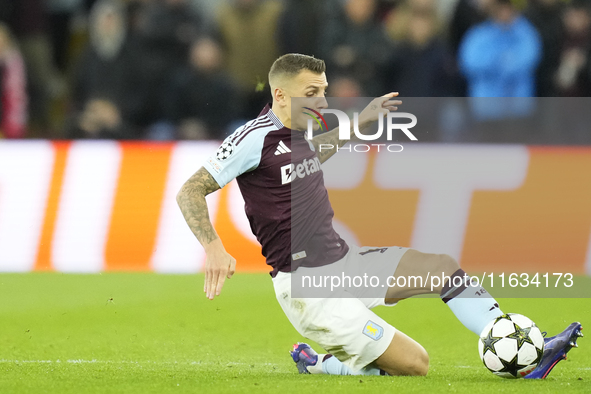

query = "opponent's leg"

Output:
[[387, 250, 503, 336]]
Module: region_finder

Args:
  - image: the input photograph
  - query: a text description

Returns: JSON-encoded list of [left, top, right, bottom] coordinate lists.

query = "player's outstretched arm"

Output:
[[311, 93, 402, 163], [176, 167, 236, 300]]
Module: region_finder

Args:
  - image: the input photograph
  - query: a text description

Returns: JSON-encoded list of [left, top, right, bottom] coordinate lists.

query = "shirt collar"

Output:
[[260, 104, 285, 129]]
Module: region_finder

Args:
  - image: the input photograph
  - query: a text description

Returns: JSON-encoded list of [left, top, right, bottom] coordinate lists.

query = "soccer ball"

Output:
[[216, 140, 234, 160], [478, 313, 545, 378]]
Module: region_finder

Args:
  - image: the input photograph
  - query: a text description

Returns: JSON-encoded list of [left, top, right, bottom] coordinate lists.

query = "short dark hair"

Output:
[[268, 54, 326, 84]]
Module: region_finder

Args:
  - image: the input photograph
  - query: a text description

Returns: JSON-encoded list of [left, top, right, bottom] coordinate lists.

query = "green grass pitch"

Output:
[[0, 273, 589, 393]]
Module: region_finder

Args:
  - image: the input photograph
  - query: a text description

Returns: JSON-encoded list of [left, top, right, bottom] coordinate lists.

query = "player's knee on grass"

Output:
[[375, 330, 429, 376], [381, 348, 429, 377], [411, 347, 429, 376], [393, 346, 429, 377]]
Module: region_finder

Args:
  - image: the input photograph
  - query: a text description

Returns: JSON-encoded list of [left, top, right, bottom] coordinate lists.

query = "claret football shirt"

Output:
[[203, 105, 349, 277]]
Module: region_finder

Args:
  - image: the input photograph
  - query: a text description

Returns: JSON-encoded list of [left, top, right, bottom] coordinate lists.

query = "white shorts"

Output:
[[272, 245, 409, 372]]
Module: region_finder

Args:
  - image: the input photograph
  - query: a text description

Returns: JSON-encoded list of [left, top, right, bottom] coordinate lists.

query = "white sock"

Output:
[[446, 294, 503, 336], [441, 269, 504, 336], [309, 354, 382, 375]]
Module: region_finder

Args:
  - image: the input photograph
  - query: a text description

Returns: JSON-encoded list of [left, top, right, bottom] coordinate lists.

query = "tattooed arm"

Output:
[[310, 93, 402, 163], [177, 167, 236, 300]]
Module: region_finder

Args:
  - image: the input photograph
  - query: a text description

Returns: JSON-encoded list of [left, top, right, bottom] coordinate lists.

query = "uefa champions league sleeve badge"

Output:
[[216, 140, 234, 161]]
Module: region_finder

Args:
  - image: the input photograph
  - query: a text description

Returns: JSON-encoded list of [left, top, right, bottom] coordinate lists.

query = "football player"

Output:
[[177, 54, 582, 378]]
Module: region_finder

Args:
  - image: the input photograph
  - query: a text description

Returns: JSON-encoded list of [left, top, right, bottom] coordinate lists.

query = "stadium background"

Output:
[[2, 141, 591, 277], [1, 0, 591, 142], [1, 1, 590, 393]]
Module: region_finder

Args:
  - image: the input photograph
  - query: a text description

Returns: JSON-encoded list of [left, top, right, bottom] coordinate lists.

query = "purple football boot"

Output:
[[524, 322, 583, 379], [290, 342, 319, 374]]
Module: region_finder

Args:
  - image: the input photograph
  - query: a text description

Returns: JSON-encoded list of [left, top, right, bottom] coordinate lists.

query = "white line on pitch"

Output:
[[2, 360, 586, 372]]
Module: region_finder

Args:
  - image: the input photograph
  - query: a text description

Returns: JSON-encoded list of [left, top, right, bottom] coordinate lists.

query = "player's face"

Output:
[[287, 70, 329, 131]]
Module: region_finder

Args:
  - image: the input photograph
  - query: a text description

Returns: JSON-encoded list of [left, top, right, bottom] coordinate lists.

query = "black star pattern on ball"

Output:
[[494, 314, 509, 324], [507, 325, 534, 349], [498, 354, 521, 378], [481, 330, 502, 356]]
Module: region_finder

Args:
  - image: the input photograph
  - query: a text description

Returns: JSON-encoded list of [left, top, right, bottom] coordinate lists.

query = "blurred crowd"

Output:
[[0, 0, 590, 142]]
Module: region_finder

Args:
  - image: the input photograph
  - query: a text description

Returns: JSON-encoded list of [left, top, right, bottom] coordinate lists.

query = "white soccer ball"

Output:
[[478, 313, 545, 378]]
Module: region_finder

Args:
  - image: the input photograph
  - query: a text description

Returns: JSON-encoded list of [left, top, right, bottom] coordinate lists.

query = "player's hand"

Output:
[[358, 92, 402, 130], [203, 239, 236, 300]]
